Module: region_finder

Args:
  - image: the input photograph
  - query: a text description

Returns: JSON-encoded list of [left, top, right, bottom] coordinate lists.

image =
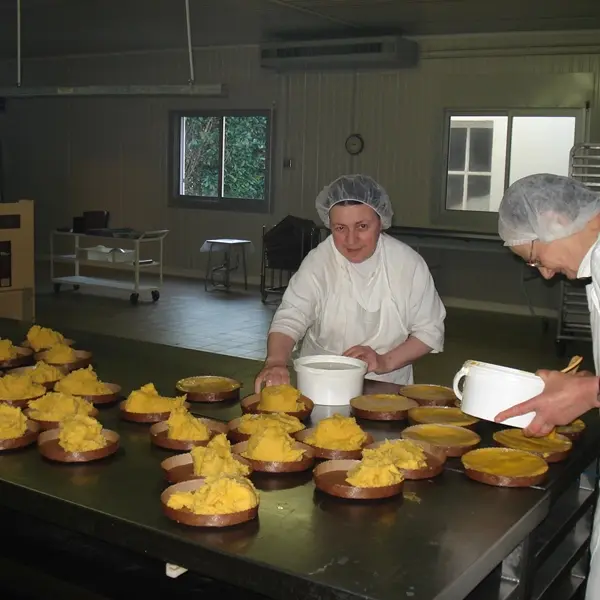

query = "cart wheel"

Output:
[[73, 285, 80, 291], [53, 283, 61, 294], [130, 293, 139, 306], [151, 290, 160, 302], [555, 339, 567, 358]]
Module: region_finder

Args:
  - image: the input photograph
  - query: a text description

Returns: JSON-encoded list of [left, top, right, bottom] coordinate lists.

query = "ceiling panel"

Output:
[[0, 0, 598, 60]]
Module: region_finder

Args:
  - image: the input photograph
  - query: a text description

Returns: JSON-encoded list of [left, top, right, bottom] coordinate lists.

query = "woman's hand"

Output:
[[254, 362, 290, 393], [343, 346, 384, 373], [494, 370, 599, 436]]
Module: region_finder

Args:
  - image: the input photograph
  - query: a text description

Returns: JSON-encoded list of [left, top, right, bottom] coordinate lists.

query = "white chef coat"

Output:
[[582, 236, 600, 600], [269, 233, 446, 384]]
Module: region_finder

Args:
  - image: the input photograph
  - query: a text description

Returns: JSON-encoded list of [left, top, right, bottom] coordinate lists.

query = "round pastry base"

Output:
[[72, 383, 122, 405], [407, 406, 479, 429], [0, 420, 40, 451], [22, 338, 75, 351], [161, 480, 258, 528], [230, 441, 315, 473], [350, 394, 418, 421], [34, 350, 93, 372], [241, 394, 314, 421], [493, 430, 571, 464], [175, 376, 242, 403], [0, 347, 34, 370], [294, 429, 373, 460], [119, 400, 190, 423], [150, 418, 228, 451], [25, 406, 99, 431], [401, 424, 481, 458], [160, 453, 252, 484], [226, 416, 305, 444], [0, 392, 46, 409], [398, 384, 457, 407], [313, 460, 404, 500], [38, 429, 119, 463]]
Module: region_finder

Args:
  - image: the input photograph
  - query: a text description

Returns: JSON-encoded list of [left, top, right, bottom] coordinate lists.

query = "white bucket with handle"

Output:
[[452, 360, 544, 428], [293, 355, 368, 406]]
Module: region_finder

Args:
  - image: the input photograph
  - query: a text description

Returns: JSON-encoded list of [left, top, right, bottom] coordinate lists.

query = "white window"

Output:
[[443, 111, 581, 213]]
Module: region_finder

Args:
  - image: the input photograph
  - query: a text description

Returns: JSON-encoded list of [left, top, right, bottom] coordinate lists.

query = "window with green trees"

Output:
[[170, 110, 271, 213]]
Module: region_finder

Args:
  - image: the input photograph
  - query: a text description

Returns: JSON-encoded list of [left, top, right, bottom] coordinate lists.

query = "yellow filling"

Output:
[[58, 414, 107, 452], [242, 426, 304, 462], [44, 344, 77, 365], [352, 394, 414, 412], [493, 428, 572, 455], [305, 414, 367, 451], [362, 439, 428, 471], [462, 448, 549, 478], [124, 383, 186, 413], [28, 392, 94, 422], [190, 434, 250, 478], [346, 455, 405, 488], [403, 424, 479, 447], [55, 366, 111, 396], [557, 419, 586, 435], [178, 376, 239, 393], [167, 475, 258, 515], [0, 339, 18, 361], [0, 374, 46, 400], [236, 413, 305, 436], [409, 406, 477, 427], [401, 385, 455, 401], [0, 404, 28, 439], [166, 407, 210, 441], [27, 361, 64, 384], [258, 384, 303, 412], [26, 325, 65, 352]]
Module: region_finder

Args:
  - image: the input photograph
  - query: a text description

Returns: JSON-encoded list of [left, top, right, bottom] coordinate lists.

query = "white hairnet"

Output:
[[498, 173, 600, 246], [315, 174, 393, 229]]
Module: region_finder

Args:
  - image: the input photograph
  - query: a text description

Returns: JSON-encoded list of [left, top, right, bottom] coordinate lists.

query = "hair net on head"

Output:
[[498, 173, 600, 247], [315, 174, 393, 229]]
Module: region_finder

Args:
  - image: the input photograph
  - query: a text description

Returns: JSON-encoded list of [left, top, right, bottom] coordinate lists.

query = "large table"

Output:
[[0, 327, 597, 600]]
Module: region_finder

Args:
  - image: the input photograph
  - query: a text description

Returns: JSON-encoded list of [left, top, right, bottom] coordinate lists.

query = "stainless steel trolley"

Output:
[[555, 143, 599, 355]]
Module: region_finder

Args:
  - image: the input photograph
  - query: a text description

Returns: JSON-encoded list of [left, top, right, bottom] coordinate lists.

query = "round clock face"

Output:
[[345, 134, 364, 156]]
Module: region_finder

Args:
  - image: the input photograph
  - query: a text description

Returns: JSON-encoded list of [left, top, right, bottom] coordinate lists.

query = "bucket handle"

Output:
[[452, 364, 471, 405]]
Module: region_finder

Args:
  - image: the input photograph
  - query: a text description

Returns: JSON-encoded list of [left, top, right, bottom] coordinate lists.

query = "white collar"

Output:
[[577, 237, 600, 279]]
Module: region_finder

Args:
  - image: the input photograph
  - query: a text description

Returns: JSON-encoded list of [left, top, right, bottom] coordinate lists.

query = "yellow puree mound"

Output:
[[0, 374, 45, 400], [27, 325, 65, 352], [27, 362, 64, 384], [55, 366, 111, 396], [167, 475, 258, 515], [0, 339, 18, 361], [190, 434, 250, 478], [124, 383, 185, 413], [362, 439, 428, 471], [305, 414, 367, 451], [0, 404, 27, 439], [242, 426, 304, 462], [166, 407, 210, 441], [44, 344, 77, 365], [28, 392, 94, 422], [258, 384, 304, 412], [59, 414, 107, 453], [236, 413, 305, 436]]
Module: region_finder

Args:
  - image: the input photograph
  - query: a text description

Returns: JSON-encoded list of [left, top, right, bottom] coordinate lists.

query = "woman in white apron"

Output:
[[255, 174, 446, 391], [492, 174, 600, 599]]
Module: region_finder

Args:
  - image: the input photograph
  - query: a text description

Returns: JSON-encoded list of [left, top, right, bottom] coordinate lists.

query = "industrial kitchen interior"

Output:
[[0, 0, 600, 599]]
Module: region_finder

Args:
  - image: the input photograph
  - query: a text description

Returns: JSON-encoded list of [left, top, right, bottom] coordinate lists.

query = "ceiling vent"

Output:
[[260, 36, 418, 72]]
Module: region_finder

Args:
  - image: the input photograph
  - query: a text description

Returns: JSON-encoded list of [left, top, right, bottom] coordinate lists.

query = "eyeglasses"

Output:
[[526, 240, 542, 268]]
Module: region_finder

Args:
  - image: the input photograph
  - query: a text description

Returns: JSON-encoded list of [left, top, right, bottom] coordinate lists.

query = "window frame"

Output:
[[432, 107, 586, 231], [168, 109, 273, 214]]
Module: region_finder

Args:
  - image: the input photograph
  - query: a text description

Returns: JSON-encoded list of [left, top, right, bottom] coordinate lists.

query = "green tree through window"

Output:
[[180, 114, 268, 201]]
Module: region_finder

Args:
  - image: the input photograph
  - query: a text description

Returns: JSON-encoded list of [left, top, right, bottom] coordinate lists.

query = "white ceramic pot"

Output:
[[452, 360, 544, 428], [293, 355, 368, 406]]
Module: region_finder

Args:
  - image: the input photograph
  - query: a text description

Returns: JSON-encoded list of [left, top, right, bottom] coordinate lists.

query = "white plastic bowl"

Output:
[[293, 355, 368, 406], [453, 360, 544, 428]]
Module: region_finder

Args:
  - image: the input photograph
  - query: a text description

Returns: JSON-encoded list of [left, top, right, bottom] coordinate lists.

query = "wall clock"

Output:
[[345, 134, 364, 156]]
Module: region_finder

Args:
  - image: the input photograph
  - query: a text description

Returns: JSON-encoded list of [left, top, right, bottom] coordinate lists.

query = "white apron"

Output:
[[299, 238, 413, 385], [585, 250, 600, 600]]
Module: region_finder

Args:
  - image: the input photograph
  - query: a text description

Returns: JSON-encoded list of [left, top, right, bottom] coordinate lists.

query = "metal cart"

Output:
[[50, 229, 169, 305], [555, 143, 599, 355]]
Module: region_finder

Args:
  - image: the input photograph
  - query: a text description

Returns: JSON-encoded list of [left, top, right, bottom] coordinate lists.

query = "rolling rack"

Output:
[[259, 217, 322, 303], [556, 143, 599, 356]]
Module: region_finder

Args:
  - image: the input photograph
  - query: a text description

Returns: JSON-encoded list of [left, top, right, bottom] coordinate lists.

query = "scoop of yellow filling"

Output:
[[362, 439, 428, 471], [493, 428, 572, 455], [124, 383, 185, 413], [258, 384, 303, 412], [403, 424, 479, 447], [557, 419, 586, 435], [409, 406, 477, 427], [462, 447, 549, 478], [237, 413, 305, 436], [179, 376, 239, 393], [167, 475, 258, 515], [28, 392, 94, 422], [0, 404, 28, 439], [58, 414, 107, 452], [242, 426, 304, 462], [166, 407, 210, 441], [26, 325, 65, 352], [27, 361, 64, 384], [191, 434, 250, 477], [0, 339, 18, 361], [346, 455, 404, 488], [0, 374, 46, 400], [55, 366, 111, 396], [44, 344, 77, 365], [305, 414, 367, 450]]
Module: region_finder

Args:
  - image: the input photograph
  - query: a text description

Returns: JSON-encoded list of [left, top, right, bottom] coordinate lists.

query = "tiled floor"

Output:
[[32, 264, 592, 384]]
